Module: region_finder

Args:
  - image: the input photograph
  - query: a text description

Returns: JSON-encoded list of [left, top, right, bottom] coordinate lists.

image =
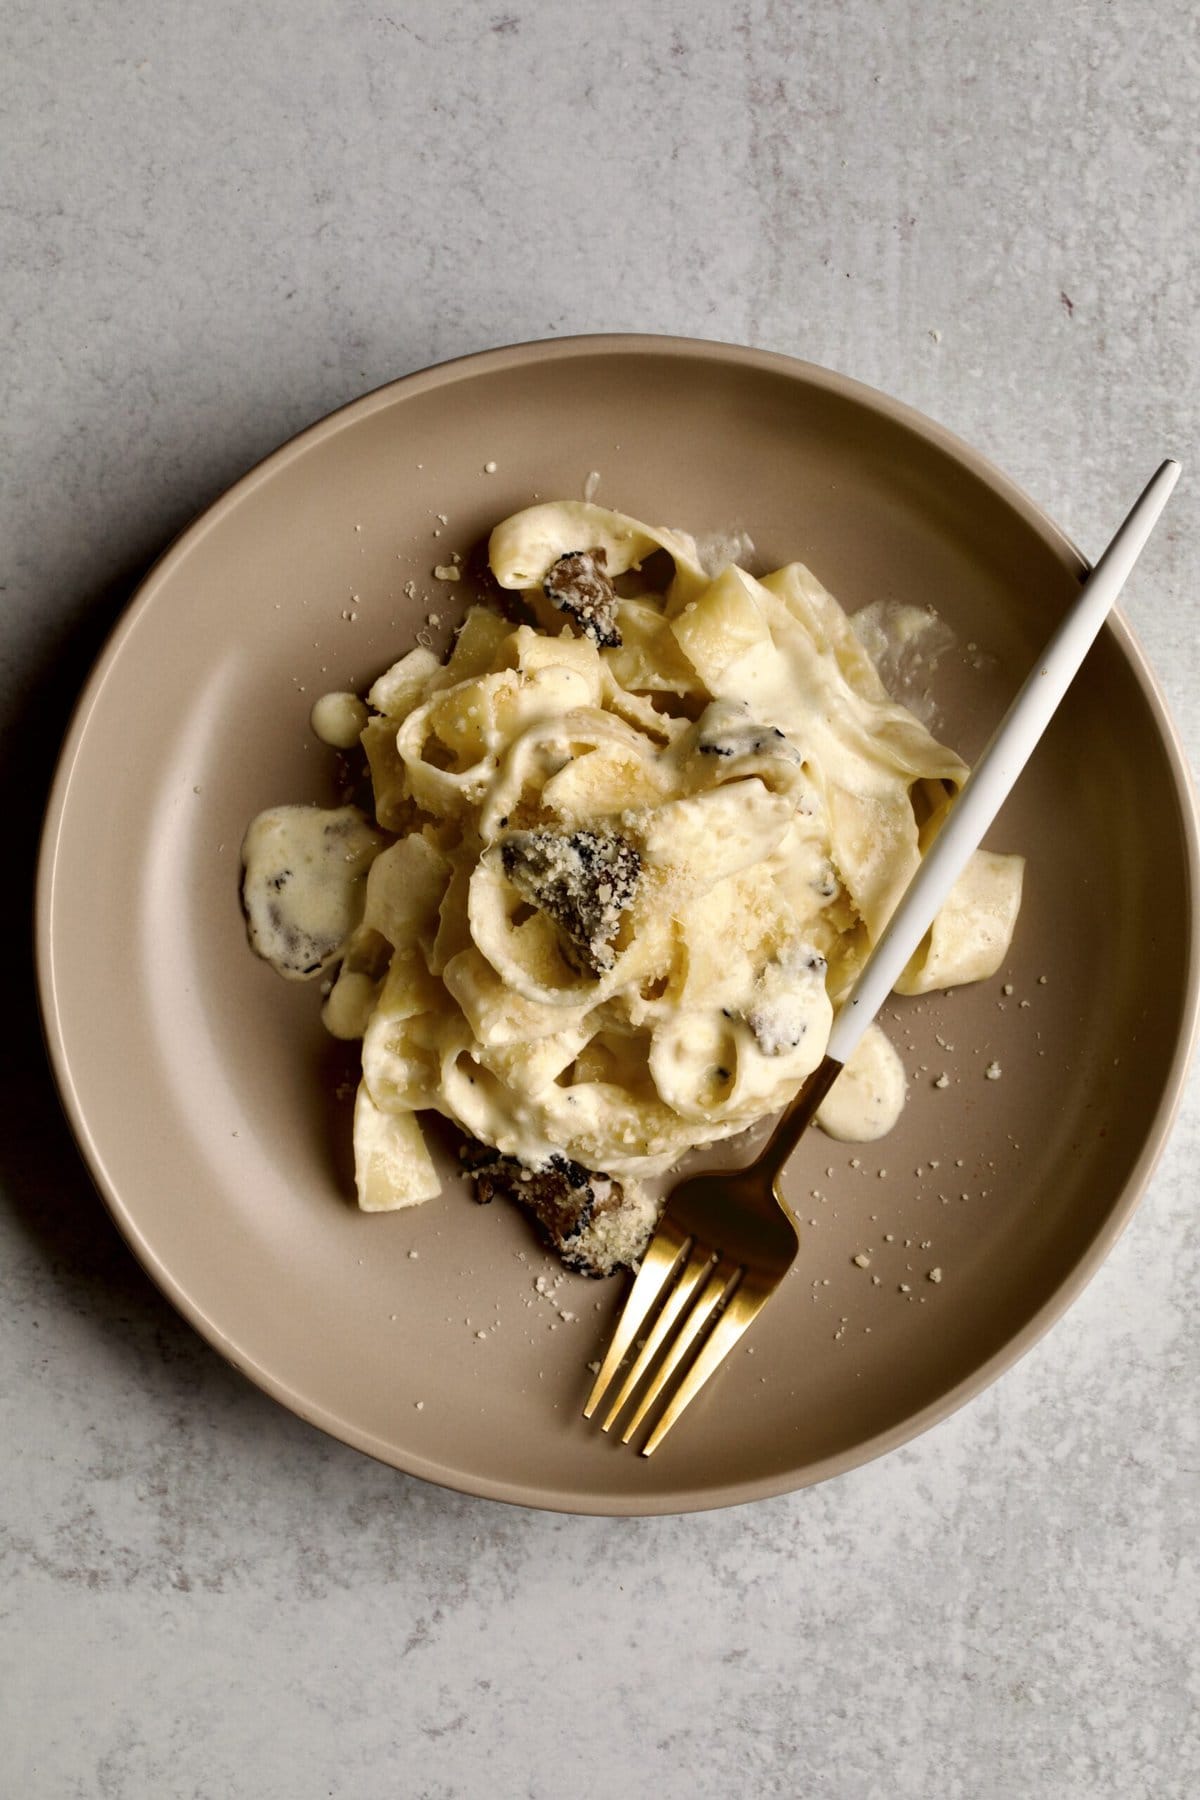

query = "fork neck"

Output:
[[750, 1054, 844, 1194]]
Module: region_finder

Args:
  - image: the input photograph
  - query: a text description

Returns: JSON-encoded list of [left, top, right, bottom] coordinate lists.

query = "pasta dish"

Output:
[[242, 503, 1023, 1272]]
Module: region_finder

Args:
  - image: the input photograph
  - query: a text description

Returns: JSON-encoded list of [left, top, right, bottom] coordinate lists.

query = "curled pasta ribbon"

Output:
[[488, 501, 711, 612], [467, 851, 673, 1011], [396, 663, 600, 817], [479, 708, 670, 839]]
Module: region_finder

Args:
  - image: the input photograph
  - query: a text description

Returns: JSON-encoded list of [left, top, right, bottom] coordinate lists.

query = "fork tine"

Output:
[[582, 1218, 690, 1419], [639, 1272, 772, 1456], [599, 1243, 715, 1431], [619, 1259, 742, 1445]]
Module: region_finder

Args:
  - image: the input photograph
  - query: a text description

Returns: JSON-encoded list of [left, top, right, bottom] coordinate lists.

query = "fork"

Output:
[[584, 458, 1180, 1455]]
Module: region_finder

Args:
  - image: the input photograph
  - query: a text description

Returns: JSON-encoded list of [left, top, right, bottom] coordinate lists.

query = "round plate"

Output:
[[36, 336, 1200, 1514]]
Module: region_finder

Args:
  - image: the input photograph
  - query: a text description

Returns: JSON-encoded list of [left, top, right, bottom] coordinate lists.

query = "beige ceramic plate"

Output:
[[37, 336, 1199, 1514]]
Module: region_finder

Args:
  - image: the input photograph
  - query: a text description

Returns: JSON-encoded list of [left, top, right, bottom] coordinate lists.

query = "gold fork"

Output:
[[584, 459, 1179, 1456], [583, 1056, 841, 1453]]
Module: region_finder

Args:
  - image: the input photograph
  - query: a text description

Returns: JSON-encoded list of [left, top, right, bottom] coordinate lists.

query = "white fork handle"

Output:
[[826, 458, 1181, 1068]]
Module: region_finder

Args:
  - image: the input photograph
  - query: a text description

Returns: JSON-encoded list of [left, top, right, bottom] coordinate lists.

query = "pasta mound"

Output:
[[242, 501, 1024, 1266]]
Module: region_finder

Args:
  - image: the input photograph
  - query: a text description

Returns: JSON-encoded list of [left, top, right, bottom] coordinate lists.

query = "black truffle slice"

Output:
[[463, 1146, 628, 1277], [542, 548, 622, 648], [500, 829, 640, 975]]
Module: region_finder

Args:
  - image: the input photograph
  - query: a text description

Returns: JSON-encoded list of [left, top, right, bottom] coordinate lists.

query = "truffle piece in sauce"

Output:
[[241, 803, 386, 979], [542, 547, 622, 647], [500, 828, 640, 975], [464, 1145, 650, 1276]]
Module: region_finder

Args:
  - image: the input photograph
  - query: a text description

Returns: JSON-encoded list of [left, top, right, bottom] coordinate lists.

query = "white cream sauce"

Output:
[[816, 1022, 907, 1141], [241, 804, 386, 980], [310, 690, 369, 748], [321, 969, 380, 1039], [850, 600, 956, 729], [689, 527, 757, 579]]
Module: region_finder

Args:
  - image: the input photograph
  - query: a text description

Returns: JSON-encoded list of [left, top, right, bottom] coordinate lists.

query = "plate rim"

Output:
[[34, 332, 1200, 1515]]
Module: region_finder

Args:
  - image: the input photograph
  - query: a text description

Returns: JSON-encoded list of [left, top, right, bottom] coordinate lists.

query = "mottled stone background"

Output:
[[3, 3, 1197, 1796]]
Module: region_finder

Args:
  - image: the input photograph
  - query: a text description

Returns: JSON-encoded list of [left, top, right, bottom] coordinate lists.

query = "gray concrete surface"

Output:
[[3, 3, 1197, 1796]]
